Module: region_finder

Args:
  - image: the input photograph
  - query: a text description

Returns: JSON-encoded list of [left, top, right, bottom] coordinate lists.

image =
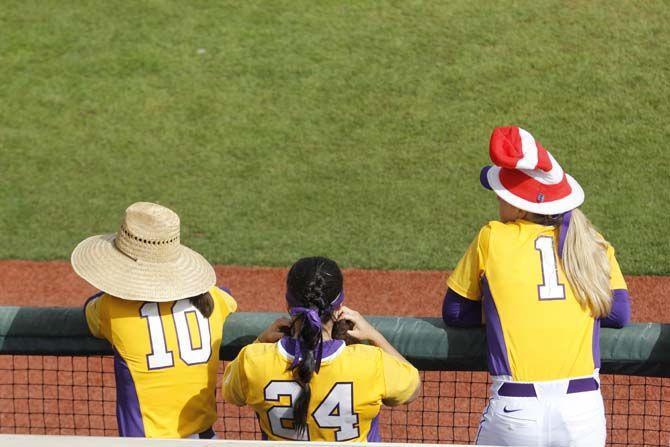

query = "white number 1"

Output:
[[535, 236, 566, 300], [140, 302, 174, 369]]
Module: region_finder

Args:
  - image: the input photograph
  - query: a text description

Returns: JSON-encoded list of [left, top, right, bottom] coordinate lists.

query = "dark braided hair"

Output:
[[286, 257, 343, 437]]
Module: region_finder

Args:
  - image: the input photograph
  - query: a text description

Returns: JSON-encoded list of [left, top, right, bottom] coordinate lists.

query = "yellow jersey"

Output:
[[85, 287, 237, 437], [447, 220, 627, 382], [222, 337, 419, 442]]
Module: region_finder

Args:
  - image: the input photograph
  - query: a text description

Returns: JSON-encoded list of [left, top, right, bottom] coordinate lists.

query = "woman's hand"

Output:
[[336, 306, 412, 365], [335, 306, 383, 345], [257, 317, 291, 343]]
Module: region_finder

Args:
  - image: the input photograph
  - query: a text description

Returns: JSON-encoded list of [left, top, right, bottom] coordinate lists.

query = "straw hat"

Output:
[[71, 202, 216, 302]]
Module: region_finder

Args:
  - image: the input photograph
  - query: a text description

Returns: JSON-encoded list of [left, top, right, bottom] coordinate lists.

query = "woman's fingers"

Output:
[[273, 317, 291, 329], [345, 330, 360, 340], [338, 308, 378, 341], [336, 306, 382, 344], [258, 317, 292, 343], [337, 306, 362, 324]]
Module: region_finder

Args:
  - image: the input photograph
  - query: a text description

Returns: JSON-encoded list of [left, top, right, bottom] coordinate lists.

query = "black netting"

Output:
[[1, 355, 668, 445]]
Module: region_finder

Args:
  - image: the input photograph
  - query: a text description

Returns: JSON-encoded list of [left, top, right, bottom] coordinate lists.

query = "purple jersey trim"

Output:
[[557, 210, 572, 257], [600, 289, 630, 329], [113, 350, 145, 437], [481, 276, 512, 377], [218, 285, 233, 296], [83, 291, 104, 319], [280, 337, 345, 360], [256, 413, 269, 440], [367, 414, 381, 442], [592, 317, 601, 369], [442, 288, 482, 327]]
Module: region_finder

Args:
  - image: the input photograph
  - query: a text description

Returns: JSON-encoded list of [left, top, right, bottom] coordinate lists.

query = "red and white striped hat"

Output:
[[480, 126, 584, 215]]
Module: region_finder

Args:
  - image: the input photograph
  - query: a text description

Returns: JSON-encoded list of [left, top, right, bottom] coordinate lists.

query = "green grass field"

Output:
[[1, 1, 668, 274]]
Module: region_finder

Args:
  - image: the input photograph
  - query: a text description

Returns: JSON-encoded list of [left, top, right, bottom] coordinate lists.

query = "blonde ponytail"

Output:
[[561, 208, 612, 318]]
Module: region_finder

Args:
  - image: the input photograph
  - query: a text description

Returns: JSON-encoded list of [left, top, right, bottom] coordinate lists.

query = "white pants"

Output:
[[476, 375, 606, 447]]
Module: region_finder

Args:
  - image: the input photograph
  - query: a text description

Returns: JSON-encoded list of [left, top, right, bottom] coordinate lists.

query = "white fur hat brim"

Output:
[[481, 165, 584, 215]]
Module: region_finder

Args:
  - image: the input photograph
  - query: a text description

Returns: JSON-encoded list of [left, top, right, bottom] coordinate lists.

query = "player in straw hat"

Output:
[[71, 202, 237, 439], [442, 126, 631, 446]]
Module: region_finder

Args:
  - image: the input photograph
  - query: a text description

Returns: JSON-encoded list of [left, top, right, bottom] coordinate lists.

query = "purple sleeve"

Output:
[[442, 288, 482, 327], [600, 289, 631, 328]]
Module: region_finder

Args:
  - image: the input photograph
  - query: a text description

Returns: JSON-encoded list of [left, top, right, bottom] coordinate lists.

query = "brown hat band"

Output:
[[114, 224, 181, 263]]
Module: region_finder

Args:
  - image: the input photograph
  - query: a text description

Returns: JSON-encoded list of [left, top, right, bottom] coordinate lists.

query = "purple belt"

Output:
[[498, 377, 599, 397]]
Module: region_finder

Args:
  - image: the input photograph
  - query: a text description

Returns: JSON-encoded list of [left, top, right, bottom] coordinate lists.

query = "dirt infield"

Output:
[[0, 260, 668, 321]]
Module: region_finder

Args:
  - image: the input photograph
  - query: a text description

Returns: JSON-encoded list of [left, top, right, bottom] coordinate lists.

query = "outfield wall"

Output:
[[0, 307, 668, 377]]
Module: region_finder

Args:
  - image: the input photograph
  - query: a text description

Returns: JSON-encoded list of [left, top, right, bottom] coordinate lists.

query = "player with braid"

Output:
[[442, 126, 631, 446], [222, 256, 420, 442]]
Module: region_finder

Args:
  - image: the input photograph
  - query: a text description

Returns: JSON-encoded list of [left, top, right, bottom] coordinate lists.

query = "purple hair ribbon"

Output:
[[289, 307, 323, 333], [288, 307, 324, 372], [285, 291, 345, 373], [558, 210, 572, 258]]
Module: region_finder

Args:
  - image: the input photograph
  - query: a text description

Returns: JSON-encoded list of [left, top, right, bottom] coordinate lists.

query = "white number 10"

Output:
[[534, 236, 566, 300], [140, 299, 212, 370]]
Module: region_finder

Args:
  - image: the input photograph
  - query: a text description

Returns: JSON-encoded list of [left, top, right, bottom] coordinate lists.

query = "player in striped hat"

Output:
[[442, 126, 631, 446]]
